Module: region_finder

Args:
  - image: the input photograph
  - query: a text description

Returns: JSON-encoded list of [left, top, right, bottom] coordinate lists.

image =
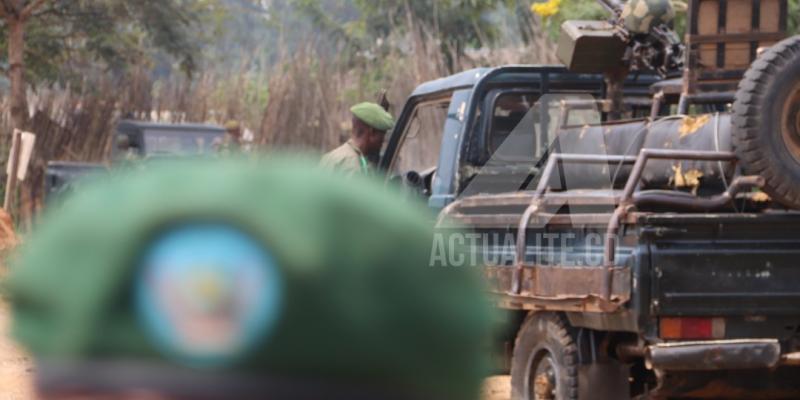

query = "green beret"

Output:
[[8, 158, 492, 399], [224, 120, 241, 132], [351, 102, 395, 132]]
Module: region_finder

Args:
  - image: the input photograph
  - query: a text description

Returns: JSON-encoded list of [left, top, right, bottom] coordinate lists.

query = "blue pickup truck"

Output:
[[379, 62, 800, 399]]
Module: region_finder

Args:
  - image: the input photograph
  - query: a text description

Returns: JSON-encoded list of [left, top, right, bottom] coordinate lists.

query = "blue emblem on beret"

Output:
[[135, 224, 282, 368]]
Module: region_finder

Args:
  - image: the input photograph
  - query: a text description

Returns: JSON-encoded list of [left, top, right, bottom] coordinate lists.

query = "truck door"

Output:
[[382, 90, 472, 210]]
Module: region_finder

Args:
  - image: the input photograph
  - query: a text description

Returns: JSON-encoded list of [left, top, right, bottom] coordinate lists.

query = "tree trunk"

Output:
[[8, 17, 28, 130]]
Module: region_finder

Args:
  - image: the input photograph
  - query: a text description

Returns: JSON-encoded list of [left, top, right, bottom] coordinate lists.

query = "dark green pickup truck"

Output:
[[45, 120, 224, 200], [379, 53, 800, 398]]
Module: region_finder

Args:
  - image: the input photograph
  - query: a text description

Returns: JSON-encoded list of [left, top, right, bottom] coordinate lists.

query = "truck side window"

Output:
[[392, 99, 450, 173]]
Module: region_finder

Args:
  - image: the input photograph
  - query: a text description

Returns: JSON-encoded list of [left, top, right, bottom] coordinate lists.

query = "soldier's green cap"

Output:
[[224, 120, 241, 132], [7, 158, 491, 399], [351, 102, 395, 132]]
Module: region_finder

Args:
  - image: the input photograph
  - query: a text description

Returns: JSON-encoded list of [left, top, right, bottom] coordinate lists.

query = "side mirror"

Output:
[[406, 170, 426, 194], [405, 171, 423, 187]]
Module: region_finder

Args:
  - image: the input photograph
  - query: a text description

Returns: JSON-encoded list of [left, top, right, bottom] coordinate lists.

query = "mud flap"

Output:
[[578, 362, 630, 400]]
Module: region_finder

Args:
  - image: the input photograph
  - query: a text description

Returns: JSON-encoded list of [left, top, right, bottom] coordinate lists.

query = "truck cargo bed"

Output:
[[642, 212, 800, 316]]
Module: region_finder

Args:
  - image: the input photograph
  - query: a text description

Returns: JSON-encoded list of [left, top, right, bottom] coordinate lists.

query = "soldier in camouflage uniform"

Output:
[[620, 0, 676, 34], [7, 158, 491, 399]]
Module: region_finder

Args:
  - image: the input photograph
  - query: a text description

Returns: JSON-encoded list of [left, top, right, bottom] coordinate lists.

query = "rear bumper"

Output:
[[646, 339, 781, 371]]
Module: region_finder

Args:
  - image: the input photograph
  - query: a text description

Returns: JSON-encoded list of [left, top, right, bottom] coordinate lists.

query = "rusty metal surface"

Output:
[[446, 212, 618, 228], [444, 214, 523, 228], [780, 352, 800, 366], [526, 266, 630, 300], [492, 294, 622, 313], [441, 148, 766, 314], [442, 194, 645, 226], [454, 191, 537, 208], [484, 266, 630, 312], [604, 149, 755, 301], [512, 200, 542, 294], [646, 339, 781, 371], [512, 154, 639, 298]]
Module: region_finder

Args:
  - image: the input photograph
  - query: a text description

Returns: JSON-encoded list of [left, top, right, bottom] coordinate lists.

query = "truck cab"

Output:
[[113, 120, 225, 160], [380, 66, 657, 210]]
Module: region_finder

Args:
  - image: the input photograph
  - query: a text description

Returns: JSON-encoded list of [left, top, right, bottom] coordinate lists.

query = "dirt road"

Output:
[[0, 305, 33, 400], [483, 376, 512, 400]]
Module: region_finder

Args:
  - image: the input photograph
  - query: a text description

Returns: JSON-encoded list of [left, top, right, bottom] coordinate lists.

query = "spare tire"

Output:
[[733, 35, 800, 209]]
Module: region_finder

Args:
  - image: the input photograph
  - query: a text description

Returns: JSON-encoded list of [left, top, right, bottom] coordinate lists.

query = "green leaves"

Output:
[[0, 0, 207, 86]]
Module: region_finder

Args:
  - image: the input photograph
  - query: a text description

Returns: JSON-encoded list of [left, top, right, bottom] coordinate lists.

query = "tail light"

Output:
[[660, 317, 725, 340]]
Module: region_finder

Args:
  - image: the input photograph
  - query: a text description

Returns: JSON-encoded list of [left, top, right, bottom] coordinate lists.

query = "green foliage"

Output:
[[536, 0, 691, 42], [354, 0, 511, 60], [289, 0, 355, 45], [0, 0, 210, 86], [275, 0, 534, 70], [354, 0, 498, 41], [536, 0, 607, 39], [791, 0, 799, 35]]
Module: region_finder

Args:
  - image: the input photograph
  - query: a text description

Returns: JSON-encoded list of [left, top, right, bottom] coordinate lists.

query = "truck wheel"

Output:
[[733, 35, 800, 208], [510, 313, 578, 400]]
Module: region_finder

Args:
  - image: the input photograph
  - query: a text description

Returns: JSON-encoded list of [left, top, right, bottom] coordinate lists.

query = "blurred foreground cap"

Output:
[[350, 102, 395, 132], [7, 158, 491, 399]]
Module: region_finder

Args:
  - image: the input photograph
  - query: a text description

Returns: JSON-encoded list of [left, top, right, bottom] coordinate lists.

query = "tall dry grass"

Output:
[[0, 11, 556, 227], [257, 10, 556, 151]]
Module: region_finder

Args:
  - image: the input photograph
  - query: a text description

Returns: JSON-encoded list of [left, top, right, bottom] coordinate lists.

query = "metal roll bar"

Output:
[[513, 154, 637, 294], [513, 148, 764, 302]]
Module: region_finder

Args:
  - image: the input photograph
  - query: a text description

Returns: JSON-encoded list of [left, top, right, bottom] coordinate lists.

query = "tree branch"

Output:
[[20, 0, 47, 20], [0, 0, 13, 20]]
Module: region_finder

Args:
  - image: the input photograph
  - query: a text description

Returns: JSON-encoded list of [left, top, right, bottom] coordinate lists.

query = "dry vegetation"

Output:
[[0, 8, 551, 400], [0, 11, 556, 227]]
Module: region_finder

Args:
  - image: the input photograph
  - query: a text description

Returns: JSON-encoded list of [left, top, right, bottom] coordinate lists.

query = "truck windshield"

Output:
[[391, 98, 450, 173], [143, 130, 223, 156], [460, 93, 602, 196], [486, 93, 602, 164], [488, 92, 540, 160]]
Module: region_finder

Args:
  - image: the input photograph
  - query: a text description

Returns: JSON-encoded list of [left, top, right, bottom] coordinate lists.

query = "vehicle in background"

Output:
[[112, 120, 225, 161], [44, 161, 106, 201], [44, 120, 225, 201]]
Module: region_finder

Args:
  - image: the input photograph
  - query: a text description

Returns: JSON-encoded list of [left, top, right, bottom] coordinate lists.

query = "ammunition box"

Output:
[[556, 20, 626, 74]]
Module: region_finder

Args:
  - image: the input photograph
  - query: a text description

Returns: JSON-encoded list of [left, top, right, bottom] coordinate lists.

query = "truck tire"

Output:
[[510, 313, 578, 400], [732, 35, 800, 209]]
